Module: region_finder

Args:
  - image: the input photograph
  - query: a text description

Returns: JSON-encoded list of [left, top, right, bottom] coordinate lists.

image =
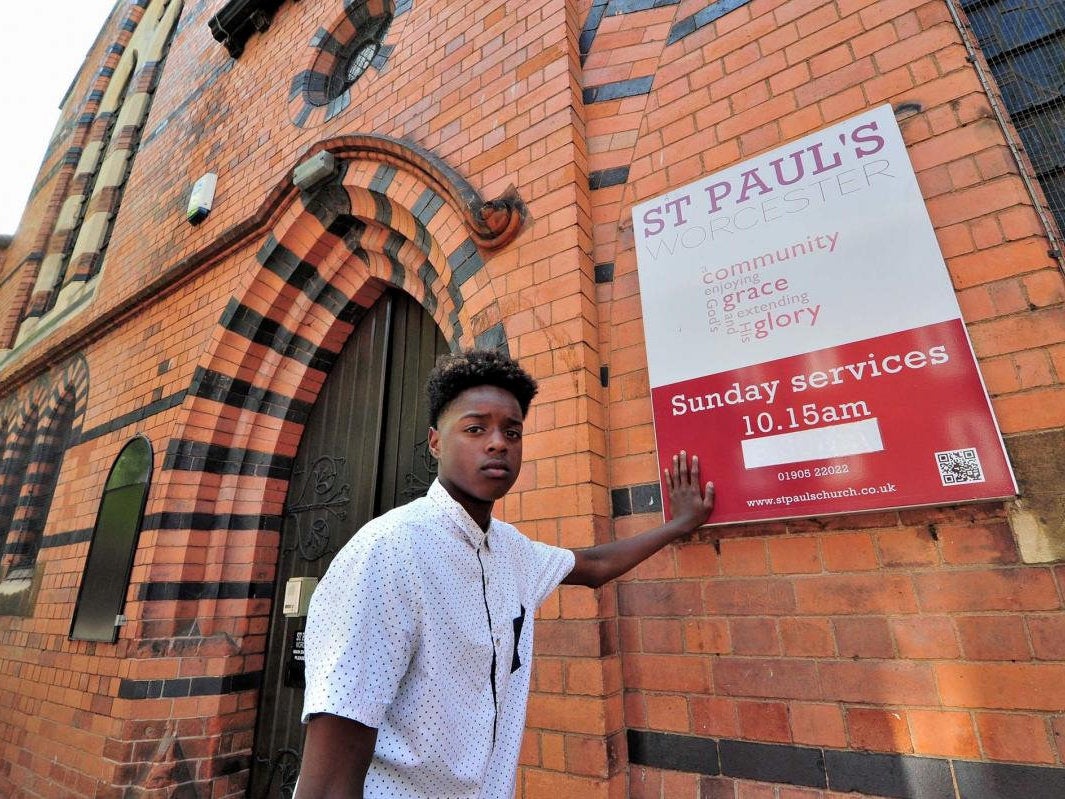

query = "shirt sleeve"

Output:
[[519, 535, 576, 610], [301, 523, 418, 727]]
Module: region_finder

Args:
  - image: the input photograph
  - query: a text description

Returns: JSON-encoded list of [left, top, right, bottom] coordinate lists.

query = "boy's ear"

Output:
[[428, 427, 440, 459]]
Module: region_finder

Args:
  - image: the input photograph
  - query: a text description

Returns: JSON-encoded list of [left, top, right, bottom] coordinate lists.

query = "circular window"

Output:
[[345, 41, 379, 86], [294, 8, 393, 123], [322, 39, 381, 106]]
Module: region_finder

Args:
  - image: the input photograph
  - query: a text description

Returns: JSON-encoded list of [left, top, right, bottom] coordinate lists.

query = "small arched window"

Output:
[[70, 436, 153, 642], [11, 400, 78, 568], [0, 409, 39, 568]]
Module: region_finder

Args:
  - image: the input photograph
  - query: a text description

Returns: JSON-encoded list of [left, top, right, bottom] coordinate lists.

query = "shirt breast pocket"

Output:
[[510, 605, 526, 673]]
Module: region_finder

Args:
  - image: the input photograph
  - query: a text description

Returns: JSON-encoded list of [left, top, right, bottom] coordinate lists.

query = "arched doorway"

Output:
[[250, 288, 449, 797]]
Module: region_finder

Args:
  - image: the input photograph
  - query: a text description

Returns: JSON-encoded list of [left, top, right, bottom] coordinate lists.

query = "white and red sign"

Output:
[[632, 104, 1016, 524]]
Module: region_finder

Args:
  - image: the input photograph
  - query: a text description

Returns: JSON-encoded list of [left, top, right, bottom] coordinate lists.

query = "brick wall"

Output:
[[0, 0, 1062, 797], [584, 0, 1065, 797]]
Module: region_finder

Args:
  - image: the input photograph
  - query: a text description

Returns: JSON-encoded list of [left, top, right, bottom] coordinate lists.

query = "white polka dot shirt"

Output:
[[302, 479, 575, 798]]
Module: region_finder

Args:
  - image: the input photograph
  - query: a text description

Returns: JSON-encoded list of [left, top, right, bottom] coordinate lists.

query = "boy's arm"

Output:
[[294, 713, 377, 799], [564, 451, 714, 588]]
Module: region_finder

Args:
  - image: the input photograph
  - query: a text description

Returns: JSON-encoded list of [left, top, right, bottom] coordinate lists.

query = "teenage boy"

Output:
[[296, 349, 714, 799]]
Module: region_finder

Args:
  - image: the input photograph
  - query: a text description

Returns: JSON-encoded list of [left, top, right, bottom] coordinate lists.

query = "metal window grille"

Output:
[[961, 0, 1065, 236]]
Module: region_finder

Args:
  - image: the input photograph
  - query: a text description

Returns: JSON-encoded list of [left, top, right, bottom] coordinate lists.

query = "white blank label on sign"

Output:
[[741, 418, 885, 469]]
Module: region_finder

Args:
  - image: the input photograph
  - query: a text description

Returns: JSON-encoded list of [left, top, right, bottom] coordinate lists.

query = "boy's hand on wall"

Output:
[[665, 450, 715, 533]]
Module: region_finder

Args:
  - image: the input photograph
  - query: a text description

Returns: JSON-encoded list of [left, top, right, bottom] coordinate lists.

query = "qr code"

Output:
[[935, 448, 985, 486]]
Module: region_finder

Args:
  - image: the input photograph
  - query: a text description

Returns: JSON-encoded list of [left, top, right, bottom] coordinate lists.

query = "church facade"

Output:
[[1, 0, 1064, 797]]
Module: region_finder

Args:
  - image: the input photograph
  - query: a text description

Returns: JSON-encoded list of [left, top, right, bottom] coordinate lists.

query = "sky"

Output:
[[0, 1, 120, 235]]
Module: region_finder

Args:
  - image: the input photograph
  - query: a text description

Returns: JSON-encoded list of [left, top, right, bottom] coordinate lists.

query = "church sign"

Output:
[[632, 104, 1016, 524]]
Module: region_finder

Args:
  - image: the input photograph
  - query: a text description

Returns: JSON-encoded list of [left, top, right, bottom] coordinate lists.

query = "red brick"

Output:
[[676, 541, 721, 577], [691, 696, 739, 739], [1051, 343, 1065, 382], [794, 58, 877, 106], [628, 765, 662, 799], [1028, 615, 1065, 660], [956, 615, 1031, 661], [781, 617, 836, 657], [977, 354, 1021, 393], [1023, 268, 1065, 308], [993, 386, 1065, 433], [875, 527, 939, 567], [937, 663, 1065, 711], [699, 776, 737, 799], [622, 654, 710, 693], [846, 707, 912, 752], [661, 769, 699, 799], [704, 578, 796, 615], [914, 569, 1060, 613], [618, 581, 704, 616], [768, 537, 822, 574], [970, 306, 1065, 357], [641, 618, 685, 654], [729, 618, 780, 656], [794, 574, 919, 614], [820, 532, 878, 571], [537, 620, 610, 657], [987, 277, 1030, 314], [949, 239, 1058, 290], [714, 658, 822, 702], [525, 693, 609, 736], [789, 702, 847, 748], [937, 522, 1018, 565], [566, 658, 615, 697], [734, 783, 775, 799], [820, 661, 938, 706], [833, 616, 895, 659], [645, 694, 691, 734], [777, 790, 825, 799], [684, 618, 731, 655], [917, 163, 955, 197], [1014, 349, 1056, 389], [976, 712, 1056, 763], [890, 616, 961, 660], [907, 709, 980, 758], [957, 284, 997, 323], [737, 701, 791, 743], [997, 207, 1045, 241], [1052, 716, 1065, 762], [566, 733, 614, 779], [937, 222, 976, 258], [720, 539, 769, 575], [625, 692, 647, 730], [955, 158, 992, 194]]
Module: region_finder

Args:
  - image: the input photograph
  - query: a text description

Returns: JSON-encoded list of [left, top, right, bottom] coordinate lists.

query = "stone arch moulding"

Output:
[[145, 131, 526, 601], [314, 132, 530, 249]]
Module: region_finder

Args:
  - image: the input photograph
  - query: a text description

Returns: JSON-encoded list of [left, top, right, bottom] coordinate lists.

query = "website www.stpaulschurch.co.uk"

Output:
[[747, 482, 898, 508]]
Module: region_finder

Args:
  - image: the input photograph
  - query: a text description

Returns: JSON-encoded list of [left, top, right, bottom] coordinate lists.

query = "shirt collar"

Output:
[[427, 479, 493, 550]]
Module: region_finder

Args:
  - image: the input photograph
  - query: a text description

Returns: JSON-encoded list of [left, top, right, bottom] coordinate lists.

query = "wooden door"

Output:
[[249, 289, 449, 798]]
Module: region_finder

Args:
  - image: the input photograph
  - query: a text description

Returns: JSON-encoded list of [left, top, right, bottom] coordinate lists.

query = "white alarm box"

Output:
[[283, 576, 318, 617]]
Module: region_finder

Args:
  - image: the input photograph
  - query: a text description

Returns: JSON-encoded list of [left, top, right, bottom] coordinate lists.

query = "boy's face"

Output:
[[428, 384, 524, 522]]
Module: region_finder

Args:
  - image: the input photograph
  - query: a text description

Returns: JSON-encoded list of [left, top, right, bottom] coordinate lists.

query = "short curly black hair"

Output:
[[426, 349, 538, 427]]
